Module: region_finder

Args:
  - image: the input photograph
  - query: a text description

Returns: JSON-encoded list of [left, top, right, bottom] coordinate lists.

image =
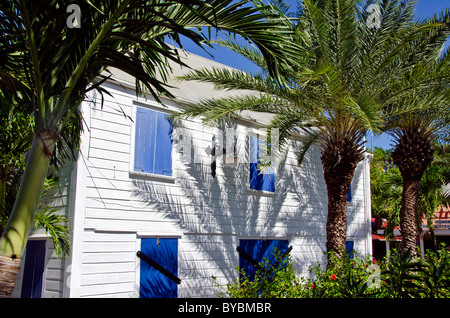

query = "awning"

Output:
[[372, 234, 402, 241]]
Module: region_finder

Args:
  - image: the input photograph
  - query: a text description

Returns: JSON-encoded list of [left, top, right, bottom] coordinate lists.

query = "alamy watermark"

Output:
[[66, 2, 382, 30], [366, 263, 381, 289], [174, 127, 280, 173], [366, 3, 381, 29], [66, 4, 81, 29]]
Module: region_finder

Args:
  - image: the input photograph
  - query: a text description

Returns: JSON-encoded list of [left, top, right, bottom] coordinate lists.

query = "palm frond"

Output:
[[212, 38, 269, 71], [178, 66, 294, 97], [173, 93, 292, 126], [342, 94, 382, 133], [1, 0, 302, 164], [295, 129, 321, 166], [265, 110, 314, 165]]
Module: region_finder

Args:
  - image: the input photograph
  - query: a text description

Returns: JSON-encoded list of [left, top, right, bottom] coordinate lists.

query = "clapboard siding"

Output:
[[40, 162, 74, 298], [41, 245, 66, 298], [177, 234, 239, 297], [77, 230, 137, 297]]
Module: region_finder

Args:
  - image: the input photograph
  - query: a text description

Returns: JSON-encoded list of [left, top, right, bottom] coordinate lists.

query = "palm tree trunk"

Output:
[[0, 256, 21, 298], [0, 131, 55, 297], [324, 172, 350, 260], [392, 127, 434, 258], [321, 136, 364, 264], [399, 177, 420, 257]]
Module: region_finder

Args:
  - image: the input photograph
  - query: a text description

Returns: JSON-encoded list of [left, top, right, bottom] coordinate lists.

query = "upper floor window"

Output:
[[134, 106, 173, 176], [249, 135, 275, 192]]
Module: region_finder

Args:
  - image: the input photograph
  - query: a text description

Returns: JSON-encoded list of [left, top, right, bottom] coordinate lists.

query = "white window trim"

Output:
[[246, 188, 276, 197]]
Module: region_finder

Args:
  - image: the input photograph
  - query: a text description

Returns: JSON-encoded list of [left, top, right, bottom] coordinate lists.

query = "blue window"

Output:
[[238, 239, 289, 281], [249, 135, 275, 192], [134, 107, 173, 176], [347, 185, 352, 202]]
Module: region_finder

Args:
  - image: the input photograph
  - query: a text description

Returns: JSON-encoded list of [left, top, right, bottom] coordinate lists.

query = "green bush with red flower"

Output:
[[303, 251, 382, 298], [215, 245, 450, 298]]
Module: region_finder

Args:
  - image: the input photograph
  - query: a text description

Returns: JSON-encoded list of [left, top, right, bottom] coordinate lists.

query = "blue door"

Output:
[[21, 240, 46, 298], [139, 238, 178, 298]]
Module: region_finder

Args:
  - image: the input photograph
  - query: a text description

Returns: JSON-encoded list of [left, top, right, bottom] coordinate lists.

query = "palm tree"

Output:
[[369, 147, 450, 252], [383, 8, 450, 256], [174, 0, 449, 262], [0, 99, 71, 255], [388, 99, 450, 257], [0, 0, 299, 296]]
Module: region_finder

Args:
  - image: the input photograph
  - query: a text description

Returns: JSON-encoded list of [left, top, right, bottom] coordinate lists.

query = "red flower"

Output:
[[310, 283, 314, 289], [373, 259, 377, 264], [330, 274, 337, 281]]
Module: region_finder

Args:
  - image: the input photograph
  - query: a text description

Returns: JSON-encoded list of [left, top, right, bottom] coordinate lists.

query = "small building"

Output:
[[371, 218, 402, 261], [12, 51, 373, 298], [421, 206, 450, 250], [372, 205, 450, 260]]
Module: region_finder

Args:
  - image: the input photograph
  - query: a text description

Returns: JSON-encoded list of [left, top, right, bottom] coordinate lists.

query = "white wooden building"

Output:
[[11, 51, 373, 298]]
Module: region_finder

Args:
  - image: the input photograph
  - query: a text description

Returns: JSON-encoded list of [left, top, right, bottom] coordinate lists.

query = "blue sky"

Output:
[[179, 0, 450, 150]]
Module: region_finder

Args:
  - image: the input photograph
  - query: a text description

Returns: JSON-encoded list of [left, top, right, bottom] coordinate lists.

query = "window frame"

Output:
[[129, 101, 175, 181]]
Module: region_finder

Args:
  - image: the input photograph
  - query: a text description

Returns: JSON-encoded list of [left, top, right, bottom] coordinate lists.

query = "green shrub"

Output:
[[379, 250, 425, 298], [304, 251, 382, 298], [213, 246, 450, 298], [418, 245, 450, 298], [213, 249, 304, 298]]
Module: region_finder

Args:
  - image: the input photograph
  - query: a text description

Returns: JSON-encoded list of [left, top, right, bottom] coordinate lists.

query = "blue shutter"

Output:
[[345, 240, 354, 259], [134, 107, 172, 175], [261, 169, 275, 192], [239, 239, 288, 281], [134, 107, 156, 173], [249, 135, 262, 190], [21, 240, 46, 298], [249, 136, 275, 192], [263, 240, 288, 268], [347, 185, 352, 202], [239, 240, 263, 281], [140, 238, 178, 298], [153, 112, 173, 176]]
